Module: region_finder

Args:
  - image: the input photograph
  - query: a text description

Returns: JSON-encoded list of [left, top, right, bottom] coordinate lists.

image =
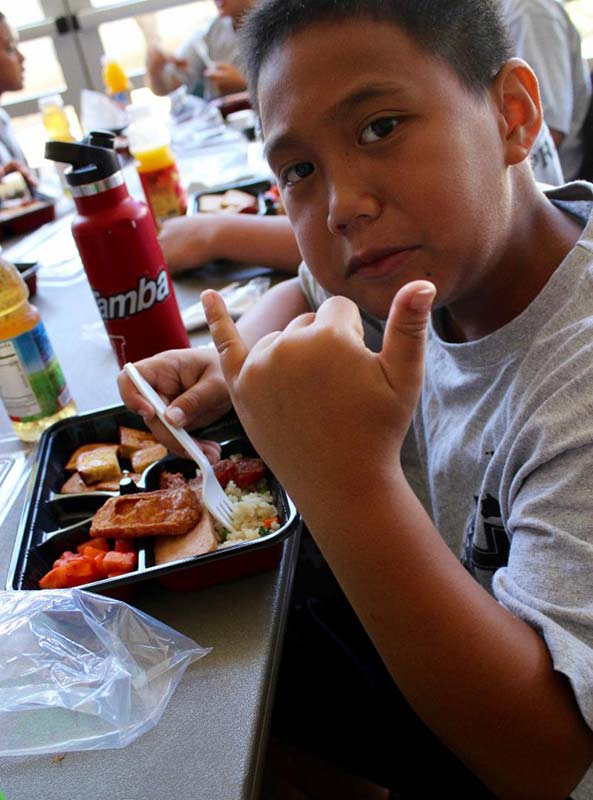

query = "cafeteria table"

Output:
[[0, 214, 301, 800]]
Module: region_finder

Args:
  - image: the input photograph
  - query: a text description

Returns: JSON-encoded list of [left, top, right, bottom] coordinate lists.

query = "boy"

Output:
[[120, 1, 593, 795]]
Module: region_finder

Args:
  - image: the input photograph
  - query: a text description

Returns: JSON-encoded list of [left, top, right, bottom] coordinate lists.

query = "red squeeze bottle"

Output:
[[45, 131, 189, 367]]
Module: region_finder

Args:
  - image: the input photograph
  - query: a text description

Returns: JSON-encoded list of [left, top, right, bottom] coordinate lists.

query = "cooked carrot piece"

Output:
[[39, 566, 70, 589], [77, 544, 108, 560], [88, 537, 110, 551], [102, 551, 137, 575]]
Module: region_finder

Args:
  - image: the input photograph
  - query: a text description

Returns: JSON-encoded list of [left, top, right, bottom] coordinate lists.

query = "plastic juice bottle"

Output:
[[102, 56, 131, 107], [0, 257, 76, 442], [127, 104, 187, 228], [38, 95, 76, 142]]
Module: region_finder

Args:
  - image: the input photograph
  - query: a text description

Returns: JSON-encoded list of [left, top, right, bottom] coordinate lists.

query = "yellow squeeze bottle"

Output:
[[102, 56, 131, 106], [127, 104, 187, 227]]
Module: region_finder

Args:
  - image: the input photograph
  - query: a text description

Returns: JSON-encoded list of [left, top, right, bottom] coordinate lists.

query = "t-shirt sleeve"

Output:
[[492, 367, 593, 798]]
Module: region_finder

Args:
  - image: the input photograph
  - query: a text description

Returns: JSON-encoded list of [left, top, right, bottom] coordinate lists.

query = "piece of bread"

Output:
[[198, 193, 224, 213], [154, 510, 218, 564], [90, 484, 201, 538], [118, 426, 158, 458], [221, 189, 258, 213], [77, 446, 122, 485], [65, 443, 118, 472], [131, 442, 168, 473]]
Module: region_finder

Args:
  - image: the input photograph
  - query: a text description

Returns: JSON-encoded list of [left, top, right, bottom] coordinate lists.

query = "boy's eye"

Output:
[[359, 116, 399, 144], [281, 162, 314, 186]]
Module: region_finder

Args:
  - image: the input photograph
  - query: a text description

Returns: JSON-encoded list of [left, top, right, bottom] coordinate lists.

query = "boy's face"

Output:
[[259, 19, 514, 320], [0, 21, 24, 94]]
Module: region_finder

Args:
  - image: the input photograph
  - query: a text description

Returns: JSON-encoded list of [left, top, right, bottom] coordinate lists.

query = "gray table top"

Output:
[[0, 217, 300, 800]]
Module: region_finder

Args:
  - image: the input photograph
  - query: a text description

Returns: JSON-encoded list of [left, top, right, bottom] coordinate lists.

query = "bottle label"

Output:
[[93, 268, 171, 321], [0, 322, 71, 422], [139, 164, 188, 223]]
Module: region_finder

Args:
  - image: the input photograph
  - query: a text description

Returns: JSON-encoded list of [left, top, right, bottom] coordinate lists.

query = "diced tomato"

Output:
[[114, 539, 135, 553], [262, 517, 279, 528], [102, 551, 137, 576]]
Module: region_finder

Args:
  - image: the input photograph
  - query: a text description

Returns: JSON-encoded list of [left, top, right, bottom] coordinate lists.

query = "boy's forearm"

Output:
[[210, 215, 301, 274], [236, 277, 309, 349], [295, 468, 593, 799]]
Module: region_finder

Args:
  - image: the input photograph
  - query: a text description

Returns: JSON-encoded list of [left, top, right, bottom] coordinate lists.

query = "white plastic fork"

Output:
[[123, 362, 234, 530]]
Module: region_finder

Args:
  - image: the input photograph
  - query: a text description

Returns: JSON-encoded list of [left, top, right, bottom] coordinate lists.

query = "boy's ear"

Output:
[[491, 58, 543, 167]]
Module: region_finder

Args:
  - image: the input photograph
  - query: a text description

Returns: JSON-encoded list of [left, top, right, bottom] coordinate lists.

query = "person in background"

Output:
[[146, 0, 257, 99], [501, 0, 592, 180], [0, 11, 36, 188], [120, 0, 593, 796]]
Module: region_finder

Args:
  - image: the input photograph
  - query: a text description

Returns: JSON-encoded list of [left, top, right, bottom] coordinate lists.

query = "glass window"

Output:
[[97, 2, 217, 77], [5, 0, 46, 28]]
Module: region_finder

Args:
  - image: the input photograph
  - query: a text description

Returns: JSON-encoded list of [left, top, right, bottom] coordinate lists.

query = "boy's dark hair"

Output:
[[242, 0, 512, 108]]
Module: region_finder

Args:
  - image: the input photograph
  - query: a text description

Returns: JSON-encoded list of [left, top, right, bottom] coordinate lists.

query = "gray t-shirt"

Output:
[[299, 182, 593, 798]]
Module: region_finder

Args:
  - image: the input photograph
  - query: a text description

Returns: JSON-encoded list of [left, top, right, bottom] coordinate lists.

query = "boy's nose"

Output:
[[326, 181, 381, 236]]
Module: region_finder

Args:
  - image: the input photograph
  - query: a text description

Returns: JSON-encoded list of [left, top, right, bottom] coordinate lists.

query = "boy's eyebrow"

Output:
[[329, 81, 408, 118], [264, 81, 407, 163]]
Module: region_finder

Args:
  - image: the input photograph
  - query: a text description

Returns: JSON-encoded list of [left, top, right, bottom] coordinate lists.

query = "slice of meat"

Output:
[[213, 457, 267, 488], [233, 458, 267, 488], [118, 426, 158, 458], [90, 484, 201, 538], [159, 471, 189, 491], [77, 447, 122, 485], [65, 443, 118, 472], [131, 442, 168, 473], [154, 510, 219, 565]]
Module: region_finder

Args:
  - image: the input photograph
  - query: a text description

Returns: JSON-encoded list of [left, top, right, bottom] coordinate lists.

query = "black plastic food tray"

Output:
[[193, 178, 275, 216], [6, 405, 299, 597]]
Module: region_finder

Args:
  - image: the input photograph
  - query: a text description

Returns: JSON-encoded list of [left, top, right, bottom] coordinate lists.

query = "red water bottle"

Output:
[[45, 131, 189, 367]]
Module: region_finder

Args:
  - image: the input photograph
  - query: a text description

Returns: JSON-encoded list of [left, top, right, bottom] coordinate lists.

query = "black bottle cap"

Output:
[[44, 130, 121, 187]]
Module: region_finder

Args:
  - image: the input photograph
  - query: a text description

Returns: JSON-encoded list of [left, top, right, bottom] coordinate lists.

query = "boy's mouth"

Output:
[[347, 245, 420, 280]]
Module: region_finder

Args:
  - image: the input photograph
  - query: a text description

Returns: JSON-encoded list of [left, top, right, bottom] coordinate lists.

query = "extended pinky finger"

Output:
[[202, 290, 249, 384]]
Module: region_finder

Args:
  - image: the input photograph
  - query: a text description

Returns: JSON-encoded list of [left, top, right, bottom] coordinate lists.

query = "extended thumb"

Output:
[[380, 280, 436, 386]]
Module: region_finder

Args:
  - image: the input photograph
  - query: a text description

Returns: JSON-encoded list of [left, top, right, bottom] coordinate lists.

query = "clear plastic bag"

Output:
[[0, 589, 210, 756]]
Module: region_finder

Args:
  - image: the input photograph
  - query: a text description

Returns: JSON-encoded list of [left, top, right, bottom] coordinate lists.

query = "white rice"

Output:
[[216, 480, 280, 546]]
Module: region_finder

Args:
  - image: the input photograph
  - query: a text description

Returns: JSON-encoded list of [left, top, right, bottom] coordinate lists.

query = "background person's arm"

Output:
[[145, 45, 189, 96], [159, 213, 302, 275]]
